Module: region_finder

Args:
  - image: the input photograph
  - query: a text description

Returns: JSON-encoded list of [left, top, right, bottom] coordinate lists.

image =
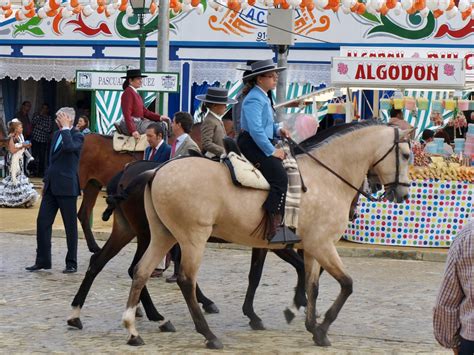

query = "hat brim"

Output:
[[236, 66, 251, 71], [121, 74, 148, 79], [196, 95, 238, 105], [242, 66, 286, 81]]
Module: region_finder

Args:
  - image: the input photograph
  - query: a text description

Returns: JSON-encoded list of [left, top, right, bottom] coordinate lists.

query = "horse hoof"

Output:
[[159, 320, 176, 333], [67, 318, 83, 330], [313, 327, 331, 347], [205, 338, 223, 350], [249, 319, 266, 331], [203, 303, 220, 314], [284, 307, 295, 324], [135, 307, 144, 318], [89, 246, 101, 254], [127, 335, 145, 346]]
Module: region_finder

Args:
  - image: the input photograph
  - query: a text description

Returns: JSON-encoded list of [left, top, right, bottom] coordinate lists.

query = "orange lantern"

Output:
[[446, 0, 454, 10], [306, 1, 314, 10], [413, 0, 425, 10], [48, 0, 60, 10], [73, 5, 82, 13], [25, 7, 35, 17], [281, 0, 290, 8], [97, 5, 105, 13], [150, 1, 157, 13], [386, 0, 397, 8], [191, 0, 200, 6], [379, 3, 389, 14], [461, 7, 472, 19], [4, 8, 12, 17], [119, 0, 128, 11], [248, 0, 256, 5], [432, 9, 443, 17], [356, 2, 366, 14]]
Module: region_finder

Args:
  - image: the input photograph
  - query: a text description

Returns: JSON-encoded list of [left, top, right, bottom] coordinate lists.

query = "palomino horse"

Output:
[[69, 159, 308, 331], [122, 121, 411, 348], [77, 119, 235, 254]]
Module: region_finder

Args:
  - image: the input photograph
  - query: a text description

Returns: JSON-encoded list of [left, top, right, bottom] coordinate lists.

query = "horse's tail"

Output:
[[223, 137, 242, 155]]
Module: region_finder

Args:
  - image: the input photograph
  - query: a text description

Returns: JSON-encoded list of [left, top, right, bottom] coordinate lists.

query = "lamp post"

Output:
[[129, 0, 153, 74]]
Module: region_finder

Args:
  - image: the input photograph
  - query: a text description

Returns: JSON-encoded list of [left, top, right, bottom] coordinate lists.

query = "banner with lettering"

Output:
[[331, 57, 466, 89]]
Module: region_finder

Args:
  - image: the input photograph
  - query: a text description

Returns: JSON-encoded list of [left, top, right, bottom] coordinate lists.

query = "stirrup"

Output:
[[268, 225, 301, 246]]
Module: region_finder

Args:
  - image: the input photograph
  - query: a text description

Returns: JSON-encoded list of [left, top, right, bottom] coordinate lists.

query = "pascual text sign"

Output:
[[331, 57, 465, 89], [75, 71, 180, 92]]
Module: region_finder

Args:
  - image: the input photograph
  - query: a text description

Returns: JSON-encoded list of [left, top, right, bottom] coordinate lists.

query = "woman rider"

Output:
[[237, 59, 300, 245], [118, 69, 169, 138]]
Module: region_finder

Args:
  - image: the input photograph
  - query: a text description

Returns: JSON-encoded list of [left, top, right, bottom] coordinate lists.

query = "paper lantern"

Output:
[[401, 0, 413, 10], [37, 7, 46, 17], [426, 0, 438, 11], [461, 7, 471, 19], [432, 8, 443, 16], [191, 0, 200, 6]]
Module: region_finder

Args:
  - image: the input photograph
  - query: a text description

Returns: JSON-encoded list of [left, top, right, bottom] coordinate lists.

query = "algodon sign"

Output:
[[331, 57, 465, 89]]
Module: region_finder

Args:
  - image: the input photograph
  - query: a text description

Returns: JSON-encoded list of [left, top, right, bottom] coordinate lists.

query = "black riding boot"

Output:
[[266, 213, 301, 245]]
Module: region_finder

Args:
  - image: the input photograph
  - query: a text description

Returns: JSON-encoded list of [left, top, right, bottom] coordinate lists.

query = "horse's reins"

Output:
[[286, 128, 409, 203]]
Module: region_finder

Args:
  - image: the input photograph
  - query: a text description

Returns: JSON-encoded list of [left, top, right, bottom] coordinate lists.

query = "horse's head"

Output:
[[371, 127, 412, 203]]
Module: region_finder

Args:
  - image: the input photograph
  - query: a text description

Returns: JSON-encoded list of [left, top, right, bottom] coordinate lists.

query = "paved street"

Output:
[[0, 232, 449, 354]]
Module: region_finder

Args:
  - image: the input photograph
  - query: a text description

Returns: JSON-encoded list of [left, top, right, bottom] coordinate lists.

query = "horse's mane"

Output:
[[294, 119, 387, 154]]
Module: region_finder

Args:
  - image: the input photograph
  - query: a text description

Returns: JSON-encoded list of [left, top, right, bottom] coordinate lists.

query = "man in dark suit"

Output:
[[26, 107, 84, 274], [143, 123, 171, 163]]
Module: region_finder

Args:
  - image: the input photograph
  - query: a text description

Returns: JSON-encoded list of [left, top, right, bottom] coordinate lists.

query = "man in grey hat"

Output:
[[197, 87, 237, 159]]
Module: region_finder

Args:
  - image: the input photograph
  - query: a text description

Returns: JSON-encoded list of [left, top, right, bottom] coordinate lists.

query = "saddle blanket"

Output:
[[224, 142, 303, 229], [113, 131, 148, 152]]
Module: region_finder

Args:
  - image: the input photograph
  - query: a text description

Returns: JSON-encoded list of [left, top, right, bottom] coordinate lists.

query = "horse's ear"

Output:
[[399, 128, 415, 142]]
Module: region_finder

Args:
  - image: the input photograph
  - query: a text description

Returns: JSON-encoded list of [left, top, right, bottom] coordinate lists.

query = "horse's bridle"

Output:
[[287, 127, 410, 202], [371, 128, 411, 199]]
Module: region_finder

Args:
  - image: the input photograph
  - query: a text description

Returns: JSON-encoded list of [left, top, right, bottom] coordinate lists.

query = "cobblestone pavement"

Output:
[[0, 233, 449, 354]]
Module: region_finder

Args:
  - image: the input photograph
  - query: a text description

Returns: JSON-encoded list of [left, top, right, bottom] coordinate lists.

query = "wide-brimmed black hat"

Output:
[[195, 87, 237, 105], [121, 69, 148, 79], [236, 60, 258, 71], [242, 59, 286, 81]]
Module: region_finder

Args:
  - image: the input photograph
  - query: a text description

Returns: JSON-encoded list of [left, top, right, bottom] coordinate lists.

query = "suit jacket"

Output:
[[173, 134, 200, 158], [201, 112, 226, 157], [144, 142, 171, 163], [121, 86, 161, 134], [240, 86, 280, 156], [44, 128, 84, 196]]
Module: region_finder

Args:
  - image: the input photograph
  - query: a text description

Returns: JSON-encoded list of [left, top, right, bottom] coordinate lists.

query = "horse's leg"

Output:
[[272, 248, 307, 324], [242, 248, 268, 330], [78, 180, 102, 253], [68, 209, 137, 329], [177, 236, 223, 349], [122, 186, 177, 346], [309, 245, 353, 347], [196, 284, 220, 314], [126, 231, 173, 330], [303, 251, 321, 337]]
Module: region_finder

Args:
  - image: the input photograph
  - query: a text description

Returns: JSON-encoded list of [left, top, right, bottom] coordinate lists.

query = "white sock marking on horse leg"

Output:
[[68, 306, 81, 320], [122, 306, 138, 337]]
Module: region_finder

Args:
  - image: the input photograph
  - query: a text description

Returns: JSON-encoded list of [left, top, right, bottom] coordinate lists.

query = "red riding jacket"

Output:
[[121, 86, 161, 134]]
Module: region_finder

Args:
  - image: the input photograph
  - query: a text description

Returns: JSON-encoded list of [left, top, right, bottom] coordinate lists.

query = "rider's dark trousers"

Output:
[[237, 131, 287, 215]]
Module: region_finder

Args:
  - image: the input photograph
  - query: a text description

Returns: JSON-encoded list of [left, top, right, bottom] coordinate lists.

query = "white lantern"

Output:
[[82, 4, 93, 16], [401, 0, 413, 10], [37, 7, 47, 17], [419, 7, 430, 16], [457, 0, 469, 11], [393, 2, 402, 14], [437, 0, 450, 11], [445, 6, 458, 18]]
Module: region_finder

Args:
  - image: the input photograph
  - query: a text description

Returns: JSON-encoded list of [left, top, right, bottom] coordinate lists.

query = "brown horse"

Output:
[[77, 119, 235, 253], [122, 121, 412, 349]]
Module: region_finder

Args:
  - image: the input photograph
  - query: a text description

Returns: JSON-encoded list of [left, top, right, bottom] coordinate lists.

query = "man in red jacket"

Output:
[[118, 69, 169, 139]]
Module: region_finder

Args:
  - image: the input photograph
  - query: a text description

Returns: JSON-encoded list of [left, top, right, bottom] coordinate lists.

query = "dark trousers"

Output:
[[32, 140, 48, 177], [237, 131, 287, 214], [36, 187, 78, 268], [460, 337, 474, 355]]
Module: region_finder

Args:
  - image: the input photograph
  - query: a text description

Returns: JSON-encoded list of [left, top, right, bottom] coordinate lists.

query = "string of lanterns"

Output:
[[0, 0, 472, 21]]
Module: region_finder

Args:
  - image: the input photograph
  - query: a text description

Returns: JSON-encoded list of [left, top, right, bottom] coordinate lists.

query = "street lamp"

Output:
[[129, 0, 153, 74]]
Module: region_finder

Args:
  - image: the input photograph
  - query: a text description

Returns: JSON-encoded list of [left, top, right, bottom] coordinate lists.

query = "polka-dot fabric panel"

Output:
[[343, 180, 473, 248]]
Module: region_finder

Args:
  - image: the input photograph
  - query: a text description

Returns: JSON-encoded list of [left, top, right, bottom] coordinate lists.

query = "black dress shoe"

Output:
[[25, 264, 51, 271], [62, 266, 77, 274], [166, 274, 178, 283]]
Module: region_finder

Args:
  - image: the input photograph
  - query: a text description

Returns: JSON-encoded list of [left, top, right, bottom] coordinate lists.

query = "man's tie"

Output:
[[149, 148, 156, 160], [54, 133, 62, 152], [171, 140, 177, 158]]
